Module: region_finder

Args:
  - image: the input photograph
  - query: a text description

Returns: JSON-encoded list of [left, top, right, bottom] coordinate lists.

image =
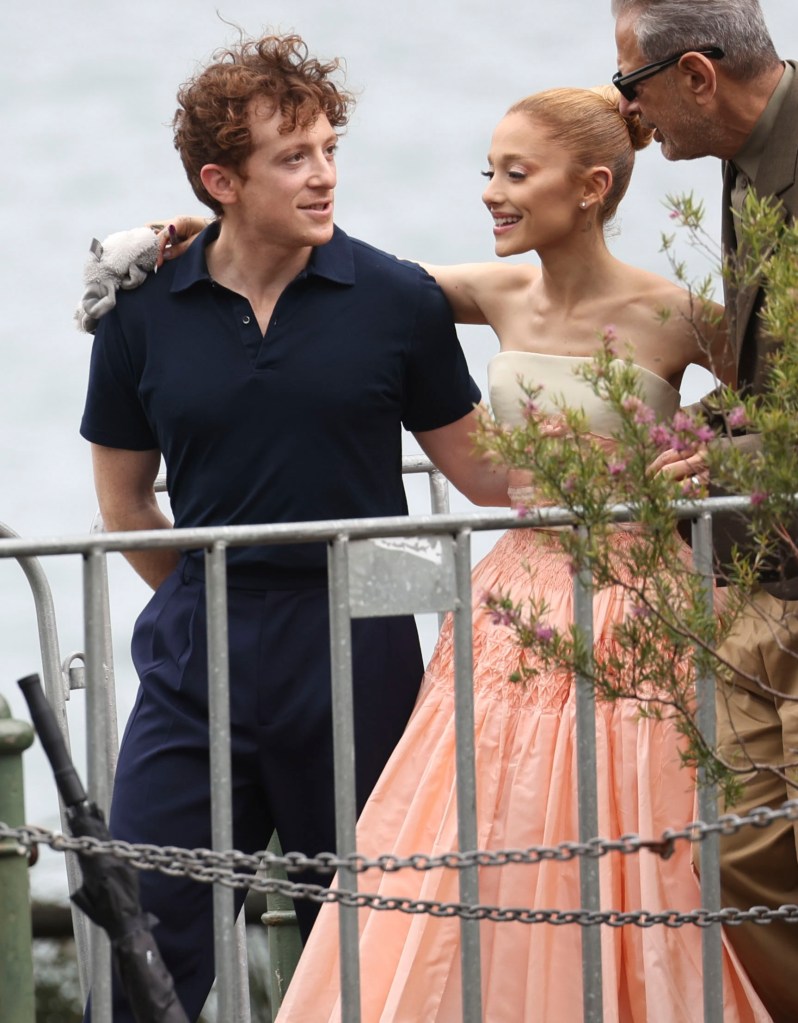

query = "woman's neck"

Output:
[[535, 231, 618, 313]]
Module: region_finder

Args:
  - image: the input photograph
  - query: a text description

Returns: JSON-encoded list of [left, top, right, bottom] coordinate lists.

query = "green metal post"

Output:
[[261, 831, 302, 1016], [0, 693, 36, 1023]]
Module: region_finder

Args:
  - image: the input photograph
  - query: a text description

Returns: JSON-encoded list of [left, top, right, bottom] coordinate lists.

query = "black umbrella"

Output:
[[18, 673, 189, 1023]]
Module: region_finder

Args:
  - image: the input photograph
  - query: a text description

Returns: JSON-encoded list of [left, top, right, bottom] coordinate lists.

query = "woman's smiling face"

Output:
[[481, 112, 588, 257]]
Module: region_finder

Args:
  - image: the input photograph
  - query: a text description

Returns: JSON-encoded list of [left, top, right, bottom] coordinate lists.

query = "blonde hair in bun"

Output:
[[507, 85, 650, 223], [590, 83, 654, 152]]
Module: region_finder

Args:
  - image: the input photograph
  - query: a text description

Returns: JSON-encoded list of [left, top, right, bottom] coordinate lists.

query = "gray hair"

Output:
[[611, 0, 780, 79]]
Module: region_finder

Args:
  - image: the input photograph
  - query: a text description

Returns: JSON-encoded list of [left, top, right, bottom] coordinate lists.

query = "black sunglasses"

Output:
[[612, 46, 724, 101]]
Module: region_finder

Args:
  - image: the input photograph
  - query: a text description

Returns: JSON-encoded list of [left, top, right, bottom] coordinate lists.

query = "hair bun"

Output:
[[590, 83, 654, 152]]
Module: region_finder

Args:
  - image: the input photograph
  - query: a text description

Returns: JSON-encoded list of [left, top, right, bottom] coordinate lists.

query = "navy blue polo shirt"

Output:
[[80, 223, 480, 574]]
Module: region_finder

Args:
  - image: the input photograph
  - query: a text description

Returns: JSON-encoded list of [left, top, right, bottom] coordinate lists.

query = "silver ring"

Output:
[[690, 475, 700, 485]]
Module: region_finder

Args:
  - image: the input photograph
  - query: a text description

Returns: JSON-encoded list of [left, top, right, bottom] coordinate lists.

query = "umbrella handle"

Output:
[[17, 673, 88, 808]]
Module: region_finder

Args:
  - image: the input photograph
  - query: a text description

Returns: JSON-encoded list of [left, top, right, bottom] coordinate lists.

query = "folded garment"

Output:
[[74, 227, 161, 334]]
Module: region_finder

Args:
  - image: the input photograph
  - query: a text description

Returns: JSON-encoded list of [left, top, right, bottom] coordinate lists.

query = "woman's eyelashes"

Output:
[[480, 168, 527, 181]]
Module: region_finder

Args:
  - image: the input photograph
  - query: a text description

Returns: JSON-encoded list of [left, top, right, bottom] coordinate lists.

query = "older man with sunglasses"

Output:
[[612, 1, 798, 1019]]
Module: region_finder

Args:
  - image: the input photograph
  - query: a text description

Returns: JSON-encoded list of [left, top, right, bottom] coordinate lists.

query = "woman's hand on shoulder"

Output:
[[74, 215, 210, 333], [146, 215, 211, 267]]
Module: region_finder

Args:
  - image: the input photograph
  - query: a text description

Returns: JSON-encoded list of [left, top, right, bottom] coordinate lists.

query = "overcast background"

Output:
[[2, 0, 797, 901]]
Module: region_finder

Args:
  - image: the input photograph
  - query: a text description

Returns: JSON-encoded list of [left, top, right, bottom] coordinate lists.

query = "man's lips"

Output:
[[300, 200, 333, 214]]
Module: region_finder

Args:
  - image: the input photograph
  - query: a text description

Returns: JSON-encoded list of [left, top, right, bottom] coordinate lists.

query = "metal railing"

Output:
[[0, 468, 769, 1023]]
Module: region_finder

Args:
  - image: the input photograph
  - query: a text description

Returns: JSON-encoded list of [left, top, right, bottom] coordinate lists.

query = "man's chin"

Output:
[[658, 137, 686, 162], [660, 141, 705, 163]]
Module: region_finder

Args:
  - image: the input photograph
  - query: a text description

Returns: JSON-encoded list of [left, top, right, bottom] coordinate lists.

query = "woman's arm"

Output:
[[417, 263, 491, 324], [418, 261, 527, 326], [680, 295, 736, 388]]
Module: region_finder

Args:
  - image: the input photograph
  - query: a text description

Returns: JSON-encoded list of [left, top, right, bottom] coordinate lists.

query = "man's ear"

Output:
[[199, 164, 240, 207], [678, 52, 718, 105]]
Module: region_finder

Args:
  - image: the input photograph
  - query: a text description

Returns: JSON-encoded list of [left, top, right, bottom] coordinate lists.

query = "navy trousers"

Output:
[[90, 556, 423, 1022]]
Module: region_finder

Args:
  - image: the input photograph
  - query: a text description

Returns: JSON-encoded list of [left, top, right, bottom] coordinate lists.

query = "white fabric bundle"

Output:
[[75, 227, 160, 333]]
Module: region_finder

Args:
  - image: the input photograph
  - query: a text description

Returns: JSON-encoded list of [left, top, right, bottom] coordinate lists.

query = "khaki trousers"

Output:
[[716, 587, 798, 1022]]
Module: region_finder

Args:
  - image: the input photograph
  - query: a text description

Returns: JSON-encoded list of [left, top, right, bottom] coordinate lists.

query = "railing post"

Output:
[[205, 543, 250, 1023], [0, 693, 36, 1023], [261, 833, 302, 1014], [0, 523, 92, 998], [328, 536, 362, 1023], [573, 525, 603, 1023], [692, 512, 723, 1023], [83, 550, 114, 1021], [430, 471, 452, 631], [452, 529, 483, 1022]]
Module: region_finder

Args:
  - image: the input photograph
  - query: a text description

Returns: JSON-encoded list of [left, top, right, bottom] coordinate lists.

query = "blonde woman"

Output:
[[275, 87, 769, 1022]]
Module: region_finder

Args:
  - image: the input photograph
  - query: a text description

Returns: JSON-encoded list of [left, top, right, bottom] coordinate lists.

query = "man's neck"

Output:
[[206, 219, 314, 300], [722, 62, 786, 161]]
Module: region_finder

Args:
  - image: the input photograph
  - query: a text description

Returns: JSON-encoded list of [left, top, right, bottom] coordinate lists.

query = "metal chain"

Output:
[[4, 800, 798, 927]]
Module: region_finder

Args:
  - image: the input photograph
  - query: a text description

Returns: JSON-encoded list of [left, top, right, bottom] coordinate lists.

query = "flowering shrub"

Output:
[[475, 193, 798, 803]]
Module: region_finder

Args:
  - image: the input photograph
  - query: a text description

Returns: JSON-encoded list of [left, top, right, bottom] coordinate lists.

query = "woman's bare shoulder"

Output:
[[419, 260, 539, 325], [422, 260, 538, 290]]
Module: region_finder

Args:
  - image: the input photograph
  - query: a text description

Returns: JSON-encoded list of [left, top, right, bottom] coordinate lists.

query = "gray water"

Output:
[[2, 0, 797, 901]]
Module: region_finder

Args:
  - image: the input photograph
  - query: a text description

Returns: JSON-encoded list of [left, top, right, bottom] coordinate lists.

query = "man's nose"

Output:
[[617, 92, 640, 117], [311, 156, 337, 188]]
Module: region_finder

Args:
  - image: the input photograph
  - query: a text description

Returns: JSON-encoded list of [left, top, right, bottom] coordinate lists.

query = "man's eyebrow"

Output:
[[272, 132, 339, 154]]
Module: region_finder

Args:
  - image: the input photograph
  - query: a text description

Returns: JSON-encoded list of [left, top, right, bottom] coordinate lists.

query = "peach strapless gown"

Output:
[[276, 355, 771, 1022]]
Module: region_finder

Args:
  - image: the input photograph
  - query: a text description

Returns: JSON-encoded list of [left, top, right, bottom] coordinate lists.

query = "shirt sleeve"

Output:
[[401, 270, 481, 433], [79, 307, 159, 451]]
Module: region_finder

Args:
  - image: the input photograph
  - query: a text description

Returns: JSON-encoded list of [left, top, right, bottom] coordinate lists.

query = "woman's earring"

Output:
[[579, 200, 588, 209]]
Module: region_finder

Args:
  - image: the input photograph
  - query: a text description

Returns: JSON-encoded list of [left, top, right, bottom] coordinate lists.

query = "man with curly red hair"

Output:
[[80, 33, 506, 1021]]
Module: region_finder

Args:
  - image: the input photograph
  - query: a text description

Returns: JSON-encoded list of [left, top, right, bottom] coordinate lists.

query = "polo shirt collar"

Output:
[[171, 220, 219, 293], [171, 220, 356, 293], [306, 225, 356, 285]]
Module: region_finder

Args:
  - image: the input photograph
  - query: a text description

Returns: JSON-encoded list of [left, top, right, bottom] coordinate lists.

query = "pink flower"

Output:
[[603, 324, 618, 342], [671, 410, 694, 433], [694, 425, 716, 444], [608, 459, 628, 477], [622, 396, 656, 425], [635, 406, 656, 426], [487, 603, 519, 628], [750, 490, 768, 507], [535, 624, 555, 643], [523, 398, 539, 418], [727, 406, 748, 429], [669, 209, 681, 220], [649, 424, 673, 447]]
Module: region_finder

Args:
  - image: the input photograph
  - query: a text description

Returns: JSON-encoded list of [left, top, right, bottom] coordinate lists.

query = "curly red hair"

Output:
[[173, 34, 353, 215]]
